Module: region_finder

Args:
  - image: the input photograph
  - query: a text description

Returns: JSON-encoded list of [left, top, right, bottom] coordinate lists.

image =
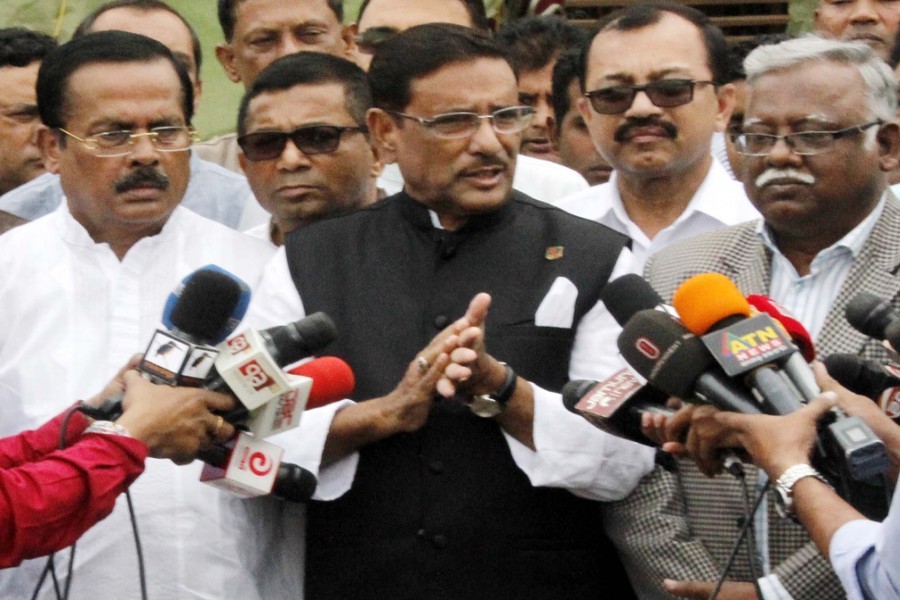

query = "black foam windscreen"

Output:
[[561, 379, 597, 413], [824, 354, 900, 399], [846, 292, 897, 340], [170, 269, 243, 343], [601, 274, 665, 327], [260, 312, 339, 366], [618, 309, 713, 398]]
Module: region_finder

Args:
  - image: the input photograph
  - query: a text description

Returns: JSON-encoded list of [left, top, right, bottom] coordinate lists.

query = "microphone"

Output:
[[199, 432, 317, 502], [672, 273, 805, 415], [561, 370, 673, 447], [239, 355, 355, 438], [845, 292, 900, 352], [79, 266, 250, 419], [618, 309, 763, 414], [746, 294, 820, 401], [600, 273, 677, 327], [823, 354, 900, 422]]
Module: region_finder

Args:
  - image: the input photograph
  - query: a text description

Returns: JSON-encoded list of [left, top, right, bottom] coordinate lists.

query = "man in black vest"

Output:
[[245, 24, 654, 599]]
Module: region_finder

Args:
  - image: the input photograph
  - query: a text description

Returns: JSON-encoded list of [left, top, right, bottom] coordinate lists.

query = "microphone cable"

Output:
[[30, 406, 148, 600]]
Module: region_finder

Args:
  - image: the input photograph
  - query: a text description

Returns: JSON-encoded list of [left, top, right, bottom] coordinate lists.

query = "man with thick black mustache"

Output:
[[557, 2, 758, 272], [245, 23, 655, 599], [0, 31, 275, 599]]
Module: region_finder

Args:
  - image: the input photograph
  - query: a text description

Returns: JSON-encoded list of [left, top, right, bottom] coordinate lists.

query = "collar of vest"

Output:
[[395, 190, 513, 234]]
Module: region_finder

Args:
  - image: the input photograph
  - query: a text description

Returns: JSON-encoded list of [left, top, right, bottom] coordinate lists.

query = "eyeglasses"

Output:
[[386, 106, 536, 139], [730, 120, 882, 156], [237, 124, 368, 161], [354, 27, 397, 55], [57, 126, 197, 157], [584, 79, 715, 114]]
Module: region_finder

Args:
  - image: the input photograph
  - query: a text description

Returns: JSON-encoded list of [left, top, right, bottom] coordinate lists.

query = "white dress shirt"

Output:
[[556, 158, 759, 272], [0, 204, 276, 599], [377, 153, 590, 205]]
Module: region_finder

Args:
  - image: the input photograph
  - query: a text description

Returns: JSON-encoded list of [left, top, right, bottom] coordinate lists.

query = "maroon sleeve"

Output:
[[0, 407, 91, 469], [0, 421, 148, 568]]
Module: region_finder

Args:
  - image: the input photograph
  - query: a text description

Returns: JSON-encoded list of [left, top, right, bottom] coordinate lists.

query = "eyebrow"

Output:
[[595, 66, 696, 84]]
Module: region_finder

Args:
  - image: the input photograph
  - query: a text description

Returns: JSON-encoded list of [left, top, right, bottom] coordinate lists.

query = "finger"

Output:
[[663, 404, 695, 445], [122, 370, 146, 389], [662, 579, 712, 598], [443, 363, 473, 384], [661, 441, 688, 455], [200, 390, 239, 412], [464, 293, 491, 327], [448, 346, 478, 364]]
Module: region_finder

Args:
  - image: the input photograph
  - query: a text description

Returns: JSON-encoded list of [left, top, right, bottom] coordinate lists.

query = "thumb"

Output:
[[803, 390, 838, 419]]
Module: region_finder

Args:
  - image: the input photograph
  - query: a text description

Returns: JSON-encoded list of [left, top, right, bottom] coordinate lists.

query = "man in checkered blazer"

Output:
[[603, 37, 900, 600]]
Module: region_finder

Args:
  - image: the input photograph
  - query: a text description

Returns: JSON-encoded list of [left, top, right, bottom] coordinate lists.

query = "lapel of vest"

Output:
[[718, 224, 771, 296]]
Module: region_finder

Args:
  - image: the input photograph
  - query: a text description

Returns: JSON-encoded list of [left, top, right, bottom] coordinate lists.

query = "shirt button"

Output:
[[428, 460, 444, 474], [434, 315, 449, 329]]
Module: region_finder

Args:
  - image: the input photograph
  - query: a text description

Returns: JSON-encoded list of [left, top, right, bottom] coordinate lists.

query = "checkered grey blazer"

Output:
[[603, 196, 900, 600]]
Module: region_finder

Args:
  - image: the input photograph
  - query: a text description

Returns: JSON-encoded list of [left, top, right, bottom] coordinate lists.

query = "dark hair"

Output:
[[725, 33, 793, 81], [356, 0, 490, 32], [550, 49, 586, 132], [370, 23, 511, 112], [37, 30, 194, 129], [237, 51, 372, 135], [581, 1, 729, 89], [72, 0, 202, 78], [0, 27, 57, 69], [219, 0, 344, 42], [496, 15, 589, 73]]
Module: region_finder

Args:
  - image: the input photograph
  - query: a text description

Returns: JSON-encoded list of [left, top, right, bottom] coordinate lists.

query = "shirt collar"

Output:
[[55, 198, 186, 254], [395, 189, 512, 234], [756, 193, 887, 259]]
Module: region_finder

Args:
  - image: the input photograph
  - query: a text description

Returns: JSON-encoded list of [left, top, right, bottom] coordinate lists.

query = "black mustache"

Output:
[[115, 168, 169, 193], [614, 118, 678, 143]]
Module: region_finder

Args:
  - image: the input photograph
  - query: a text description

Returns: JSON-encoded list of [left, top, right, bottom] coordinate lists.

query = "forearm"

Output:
[[0, 407, 89, 468], [792, 477, 865, 559], [321, 396, 410, 465], [495, 376, 535, 450], [0, 433, 147, 567]]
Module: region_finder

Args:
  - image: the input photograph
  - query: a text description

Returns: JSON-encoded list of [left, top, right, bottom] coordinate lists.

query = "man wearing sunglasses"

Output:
[[244, 24, 654, 599], [605, 37, 900, 600], [557, 2, 758, 272], [236, 52, 380, 246]]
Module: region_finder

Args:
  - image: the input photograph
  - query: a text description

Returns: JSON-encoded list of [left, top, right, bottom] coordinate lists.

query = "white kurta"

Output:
[[0, 204, 278, 599]]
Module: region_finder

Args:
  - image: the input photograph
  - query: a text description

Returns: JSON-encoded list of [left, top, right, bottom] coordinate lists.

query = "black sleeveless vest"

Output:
[[286, 192, 637, 599]]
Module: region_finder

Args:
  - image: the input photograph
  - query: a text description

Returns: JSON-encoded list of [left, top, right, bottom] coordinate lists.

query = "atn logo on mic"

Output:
[[635, 337, 660, 360], [238, 359, 276, 391]]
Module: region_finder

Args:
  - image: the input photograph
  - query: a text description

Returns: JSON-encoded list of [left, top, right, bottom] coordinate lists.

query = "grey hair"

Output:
[[744, 35, 897, 121]]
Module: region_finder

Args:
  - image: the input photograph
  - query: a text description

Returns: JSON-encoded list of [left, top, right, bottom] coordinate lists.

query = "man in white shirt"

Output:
[[556, 3, 758, 271], [0, 31, 275, 599], [0, 0, 256, 230]]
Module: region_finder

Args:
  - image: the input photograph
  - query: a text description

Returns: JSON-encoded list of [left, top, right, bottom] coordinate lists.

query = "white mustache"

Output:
[[755, 168, 816, 188]]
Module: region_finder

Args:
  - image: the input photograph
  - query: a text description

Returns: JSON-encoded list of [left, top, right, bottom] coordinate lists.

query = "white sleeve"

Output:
[[503, 246, 655, 500], [244, 247, 360, 499]]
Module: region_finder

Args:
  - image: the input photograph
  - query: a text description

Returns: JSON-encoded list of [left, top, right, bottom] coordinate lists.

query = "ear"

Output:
[[368, 140, 385, 178], [341, 24, 358, 59], [192, 80, 204, 113], [238, 149, 249, 174], [215, 43, 242, 84], [37, 126, 62, 174], [367, 108, 399, 165], [576, 96, 594, 127], [712, 82, 736, 133], [877, 120, 900, 173]]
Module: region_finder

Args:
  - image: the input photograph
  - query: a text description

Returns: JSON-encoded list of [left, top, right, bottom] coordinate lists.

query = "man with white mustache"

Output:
[[602, 36, 900, 600]]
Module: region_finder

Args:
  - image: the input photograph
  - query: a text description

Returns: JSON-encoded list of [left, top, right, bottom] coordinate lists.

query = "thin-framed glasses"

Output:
[[584, 79, 715, 114], [57, 126, 197, 157], [386, 106, 536, 139], [730, 120, 882, 156], [237, 124, 369, 161]]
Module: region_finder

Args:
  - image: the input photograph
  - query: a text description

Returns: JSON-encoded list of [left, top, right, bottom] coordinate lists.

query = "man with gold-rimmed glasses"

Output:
[[0, 30, 274, 600]]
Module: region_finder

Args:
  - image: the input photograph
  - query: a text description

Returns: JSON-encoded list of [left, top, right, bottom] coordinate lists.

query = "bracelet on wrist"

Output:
[[83, 420, 132, 438]]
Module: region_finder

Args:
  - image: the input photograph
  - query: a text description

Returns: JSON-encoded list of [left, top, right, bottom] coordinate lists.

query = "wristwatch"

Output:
[[774, 464, 830, 521], [468, 363, 517, 418]]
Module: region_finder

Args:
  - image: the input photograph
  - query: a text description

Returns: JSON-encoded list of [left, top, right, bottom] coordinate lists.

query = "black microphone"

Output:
[[618, 310, 763, 414], [824, 354, 900, 423], [600, 273, 677, 327], [562, 371, 673, 447], [846, 292, 900, 352]]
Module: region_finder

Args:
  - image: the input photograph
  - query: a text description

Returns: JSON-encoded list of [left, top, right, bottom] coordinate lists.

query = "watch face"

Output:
[[469, 395, 503, 418]]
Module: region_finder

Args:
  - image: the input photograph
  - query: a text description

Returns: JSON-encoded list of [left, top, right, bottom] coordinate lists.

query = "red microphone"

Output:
[[746, 295, 816, 362], [288, 356, 355, 409]]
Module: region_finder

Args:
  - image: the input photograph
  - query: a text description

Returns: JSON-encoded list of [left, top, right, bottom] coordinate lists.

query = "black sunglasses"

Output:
[[584, 79, 715, 115], [238, 124, 368, 161]]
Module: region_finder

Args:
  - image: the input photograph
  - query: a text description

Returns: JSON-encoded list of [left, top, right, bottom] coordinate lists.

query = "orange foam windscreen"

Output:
[[672, 273, 751, 335]]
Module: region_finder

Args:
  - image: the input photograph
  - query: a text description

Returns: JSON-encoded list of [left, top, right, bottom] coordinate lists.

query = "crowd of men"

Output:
[[1, 0, 900, 598]]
